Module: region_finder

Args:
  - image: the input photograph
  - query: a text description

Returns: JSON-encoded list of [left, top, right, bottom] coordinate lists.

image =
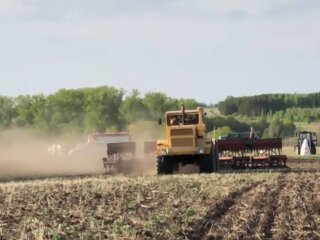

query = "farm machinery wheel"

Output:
[[311, 142, 317, 155], [199, 145, 219, 173], [157, 156, 174, 174], [294, 144, 300, 155]]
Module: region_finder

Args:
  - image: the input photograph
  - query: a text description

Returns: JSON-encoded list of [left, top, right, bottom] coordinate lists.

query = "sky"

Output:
[[0, 0, 320, 104]]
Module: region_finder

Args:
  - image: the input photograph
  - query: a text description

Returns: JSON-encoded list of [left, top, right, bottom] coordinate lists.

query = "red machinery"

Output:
[[102, 141, 136, 174], [216, 138, 287, 169]]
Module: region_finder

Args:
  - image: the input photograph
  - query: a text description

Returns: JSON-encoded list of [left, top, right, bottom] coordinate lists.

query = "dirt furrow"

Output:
[[271, 175, 295, 240], [261, 175, 285, 238], [185, 181, 264, 240], [290, 173, 316, 239], [241, 176, 287, 239], [233, 174, 285, 240], [298, 174, 320, 239], [202, 180, 274, 239], [273, 173, 320, 239]]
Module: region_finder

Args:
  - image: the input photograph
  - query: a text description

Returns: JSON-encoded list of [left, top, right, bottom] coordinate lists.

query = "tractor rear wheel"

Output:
[[294, 144, 300, 155], [157, 156, 174, 174], [311, 142, 317, 154]]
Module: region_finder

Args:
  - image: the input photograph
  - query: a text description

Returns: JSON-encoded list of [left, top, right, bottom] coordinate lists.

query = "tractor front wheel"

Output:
[[157, 156, 174, 174], [199, 145, 219, 173]]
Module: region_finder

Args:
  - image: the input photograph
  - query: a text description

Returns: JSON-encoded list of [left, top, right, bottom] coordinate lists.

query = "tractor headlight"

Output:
[[198, 148, 204, 154], [162, 148, 168, 155]]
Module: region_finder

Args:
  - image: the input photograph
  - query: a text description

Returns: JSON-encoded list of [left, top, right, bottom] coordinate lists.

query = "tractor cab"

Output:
[[295, 131, 317, 155]]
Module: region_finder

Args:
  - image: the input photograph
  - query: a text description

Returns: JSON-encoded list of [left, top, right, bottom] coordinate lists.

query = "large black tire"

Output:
[[199, 146, 219, 173], [294, 144, 300, 155], [213, 144, 220, 172], [157, 156, 174, 174], [311, 142, 317, 155], [199, 154, 214, 173]]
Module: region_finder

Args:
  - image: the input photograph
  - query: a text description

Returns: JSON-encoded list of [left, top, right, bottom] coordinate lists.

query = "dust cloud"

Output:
[[0, 129, 100, 176], [0, 128, 158, 178], [123, 119, 165, 175], [0, 119, 201, 178]]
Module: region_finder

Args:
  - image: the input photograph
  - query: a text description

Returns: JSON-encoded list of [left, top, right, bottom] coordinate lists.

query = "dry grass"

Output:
[[283, 145, 319, 159]]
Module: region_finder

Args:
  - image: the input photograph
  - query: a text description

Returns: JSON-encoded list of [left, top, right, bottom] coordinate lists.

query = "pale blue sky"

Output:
[[0, 0, 320, 104]]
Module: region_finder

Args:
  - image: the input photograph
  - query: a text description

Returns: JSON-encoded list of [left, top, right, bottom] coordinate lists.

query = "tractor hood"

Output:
[[168, 125, 196, 148]]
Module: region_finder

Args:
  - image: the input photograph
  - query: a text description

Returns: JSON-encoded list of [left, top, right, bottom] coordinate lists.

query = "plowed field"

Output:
[[1, 159, 320, 239]]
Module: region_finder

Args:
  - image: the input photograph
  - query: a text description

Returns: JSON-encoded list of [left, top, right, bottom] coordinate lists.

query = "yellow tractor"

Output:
[[156, 106, 219, 174]]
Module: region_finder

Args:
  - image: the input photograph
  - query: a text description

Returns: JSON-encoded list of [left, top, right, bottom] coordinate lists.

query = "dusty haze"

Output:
[[0, 128, 157, 177]]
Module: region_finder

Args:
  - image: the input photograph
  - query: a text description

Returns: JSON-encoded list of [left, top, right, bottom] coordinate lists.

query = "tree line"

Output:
[[205, 115, 296, 139], [1, 87, 317, 138], [216, 93, 320, 116], [0, 86, 202, 134]]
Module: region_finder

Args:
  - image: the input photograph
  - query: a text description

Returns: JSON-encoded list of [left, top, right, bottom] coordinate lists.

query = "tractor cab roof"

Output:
[[166, 107, 203, 116]]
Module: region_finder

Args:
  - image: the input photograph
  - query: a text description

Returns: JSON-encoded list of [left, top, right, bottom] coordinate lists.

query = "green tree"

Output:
[[83, 86, 124, 132], [15, 95, 34, 126], [0, 96, 16, 128], [120, 89, 148, 124], [208, 126, 232, 138], [281, 119, 296, 137], [268, 118, 283, 138], [143, 92, 170, 118], [31, 94, 50, 130], [48, 89, 86, 132], [177, 98, 201, 109]]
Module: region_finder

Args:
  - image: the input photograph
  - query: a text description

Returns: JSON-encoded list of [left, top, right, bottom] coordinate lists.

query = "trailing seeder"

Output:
[[68, 132, 136, 174], [216, 139, 249, 169], [216, 136, 287, 169], [102, 140, 136, 174]]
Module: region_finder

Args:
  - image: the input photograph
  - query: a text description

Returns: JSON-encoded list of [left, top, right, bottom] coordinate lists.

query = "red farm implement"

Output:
[[216, 138, 287, 169], [102, 142, 136, 174], [216, 139, 250, 169], [251, 138, 287, 168]]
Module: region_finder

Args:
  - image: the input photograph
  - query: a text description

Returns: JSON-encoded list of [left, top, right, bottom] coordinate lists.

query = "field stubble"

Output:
[[1, 159, 320, 239]]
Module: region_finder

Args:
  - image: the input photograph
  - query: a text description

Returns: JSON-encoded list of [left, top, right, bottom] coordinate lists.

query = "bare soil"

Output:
[[1, 154, 320, 239]]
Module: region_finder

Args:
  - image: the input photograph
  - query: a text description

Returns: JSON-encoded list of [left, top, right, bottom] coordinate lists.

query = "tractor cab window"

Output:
[[168, 115, 181, 126], [167, 113, 199, 126], [184, 113, 199, 125], [300, 133, 311, 141]]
